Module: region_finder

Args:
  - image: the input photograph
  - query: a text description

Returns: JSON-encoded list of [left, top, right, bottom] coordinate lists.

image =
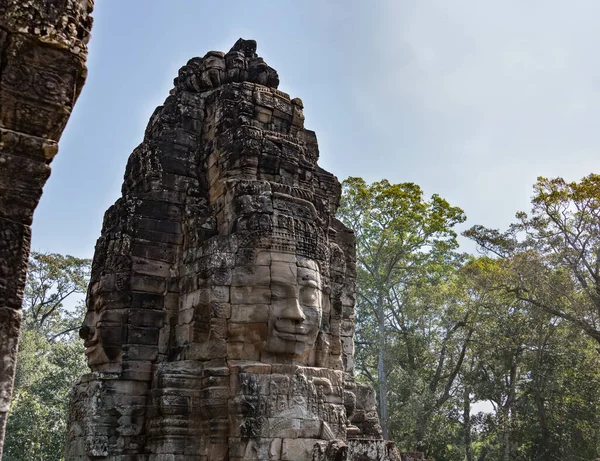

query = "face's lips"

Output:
[[275, 332, 311, 343], [275, 320, 310, 335], [83, 332, 99, 355], [275, 332, 298, 341], [274, 320, 312, 342]]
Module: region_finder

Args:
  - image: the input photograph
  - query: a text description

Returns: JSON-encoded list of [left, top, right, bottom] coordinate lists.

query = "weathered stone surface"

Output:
[[67, 39, 398, 460], [0, 0, 93, 456]]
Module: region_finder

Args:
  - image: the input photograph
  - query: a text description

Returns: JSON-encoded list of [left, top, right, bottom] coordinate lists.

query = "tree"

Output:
[[465, 174, 600, 348], [3, 252, 91, 461], [338, 177, 466, 441]]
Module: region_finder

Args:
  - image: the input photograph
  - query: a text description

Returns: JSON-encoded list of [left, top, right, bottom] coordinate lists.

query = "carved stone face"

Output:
[[79, 284, 124, 370], [260, 252, 323, 362], [79, 310, 110, 368]]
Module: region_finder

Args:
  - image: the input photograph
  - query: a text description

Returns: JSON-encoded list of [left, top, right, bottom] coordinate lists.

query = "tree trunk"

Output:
[[464, 389, 473, 461], [534, 341, 551, 461], [499, 407, 511, 461], [377, 293, 389, 439], [499, 356, 519, 461], [535, 396, 551, 461], [415, 411, 429, 453], [506, 358, 518, 460]]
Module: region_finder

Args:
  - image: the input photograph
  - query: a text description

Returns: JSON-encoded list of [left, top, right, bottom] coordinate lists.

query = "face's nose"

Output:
[[281, 297, 306, 322], [79, 324, 91, 340]]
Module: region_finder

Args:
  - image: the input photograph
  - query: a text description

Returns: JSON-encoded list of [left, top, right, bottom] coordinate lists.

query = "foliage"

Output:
[[3, 252, 91, 461], [462, 175, 600, 458]]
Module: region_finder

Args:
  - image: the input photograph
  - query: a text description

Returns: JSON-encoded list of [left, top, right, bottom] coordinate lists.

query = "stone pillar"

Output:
[[0, 1, 93, 456]]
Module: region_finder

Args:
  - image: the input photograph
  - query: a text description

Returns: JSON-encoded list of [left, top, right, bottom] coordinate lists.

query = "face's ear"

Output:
[[99, 324, 126, 360], [95, 309, 127, 361], [315, 331, 330, 367]]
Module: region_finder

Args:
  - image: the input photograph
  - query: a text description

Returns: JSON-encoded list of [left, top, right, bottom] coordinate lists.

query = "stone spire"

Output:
[[66, 39, 400, 461]]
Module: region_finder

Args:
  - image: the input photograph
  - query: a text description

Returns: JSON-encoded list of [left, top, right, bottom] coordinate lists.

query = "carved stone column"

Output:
[[0, 1, 93, 456]]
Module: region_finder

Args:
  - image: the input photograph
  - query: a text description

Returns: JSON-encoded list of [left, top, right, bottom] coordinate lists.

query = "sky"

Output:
[[31, 0, 600, 258]]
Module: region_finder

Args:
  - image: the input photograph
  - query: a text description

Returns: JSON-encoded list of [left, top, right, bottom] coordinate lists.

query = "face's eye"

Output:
[[300, 286, 319, 306], [271, 285, 287, 301]]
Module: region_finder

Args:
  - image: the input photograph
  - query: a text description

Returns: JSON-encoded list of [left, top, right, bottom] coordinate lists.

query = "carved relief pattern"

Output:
[[3, 63, 73, 104]]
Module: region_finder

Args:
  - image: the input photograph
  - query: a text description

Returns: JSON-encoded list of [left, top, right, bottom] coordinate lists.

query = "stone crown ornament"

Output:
[[66, 39, 401, 461]]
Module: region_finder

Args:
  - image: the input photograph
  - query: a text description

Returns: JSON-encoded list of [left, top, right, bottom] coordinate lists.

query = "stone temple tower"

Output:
[[66, 39, 400, 461]]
